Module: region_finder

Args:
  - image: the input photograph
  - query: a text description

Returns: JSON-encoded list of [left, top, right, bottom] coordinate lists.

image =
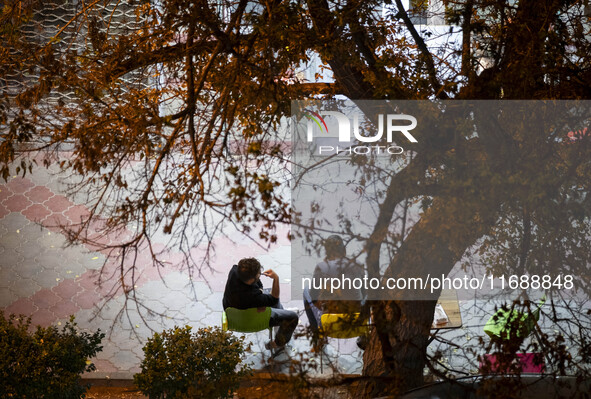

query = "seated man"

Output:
[[223, 257, 298, 351], [303, 235, 368, 349]]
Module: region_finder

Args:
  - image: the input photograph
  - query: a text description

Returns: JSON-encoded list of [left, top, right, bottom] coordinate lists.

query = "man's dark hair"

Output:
[[237, 258, 262, 283], [324, 235, 346, 259]]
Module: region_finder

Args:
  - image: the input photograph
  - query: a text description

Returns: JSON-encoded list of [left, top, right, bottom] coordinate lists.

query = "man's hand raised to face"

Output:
[[262, 269, 278, 280], [262, 269, 280, 298]]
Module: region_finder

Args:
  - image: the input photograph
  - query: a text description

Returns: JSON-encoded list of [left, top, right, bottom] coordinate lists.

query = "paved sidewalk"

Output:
[[0, 171, 367, 378]]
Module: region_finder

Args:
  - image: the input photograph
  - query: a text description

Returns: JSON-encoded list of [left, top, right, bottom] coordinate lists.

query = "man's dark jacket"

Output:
[[222, 265, 279, 309]]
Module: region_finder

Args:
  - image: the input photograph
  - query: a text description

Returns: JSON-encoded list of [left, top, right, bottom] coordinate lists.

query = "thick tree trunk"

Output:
[[358, 300, 436, 397], [388, 301, 437, 389]]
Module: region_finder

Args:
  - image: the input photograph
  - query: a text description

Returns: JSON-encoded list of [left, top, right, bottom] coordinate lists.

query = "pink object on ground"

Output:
[[480, 353, 546, 373]]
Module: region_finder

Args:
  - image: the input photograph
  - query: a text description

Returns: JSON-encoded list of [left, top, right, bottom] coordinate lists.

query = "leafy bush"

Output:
[[0, 313, 105, 399], [134, 326, 251, 399]]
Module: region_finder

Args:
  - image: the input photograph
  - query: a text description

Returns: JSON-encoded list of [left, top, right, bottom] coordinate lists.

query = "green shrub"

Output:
[[134, 326, 251, 399], [0, 313, 105, 399]]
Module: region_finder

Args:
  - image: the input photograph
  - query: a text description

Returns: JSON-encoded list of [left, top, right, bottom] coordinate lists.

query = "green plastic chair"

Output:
[[484, 296, 546, 341], [222, 307, 273, 340]]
